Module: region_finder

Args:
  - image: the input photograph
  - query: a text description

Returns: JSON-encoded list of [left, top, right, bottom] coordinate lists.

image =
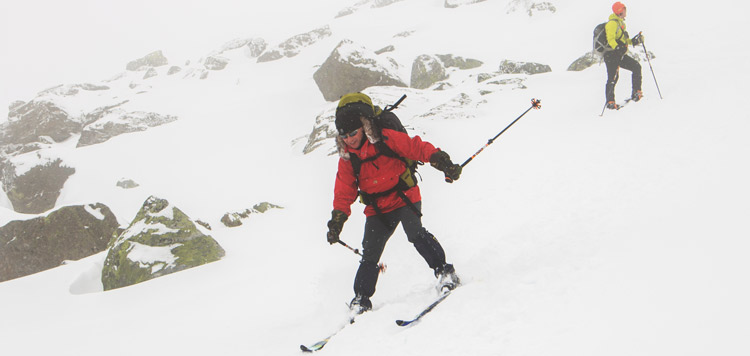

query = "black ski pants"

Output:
[[604, 50, 642, 103], [353, 202, 447, 298]]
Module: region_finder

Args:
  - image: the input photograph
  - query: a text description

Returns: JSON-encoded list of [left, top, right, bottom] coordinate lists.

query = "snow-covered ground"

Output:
[[2, 1, 749, 355]]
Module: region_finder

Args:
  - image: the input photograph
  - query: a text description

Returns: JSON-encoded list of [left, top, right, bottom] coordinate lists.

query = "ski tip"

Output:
[[300, 345, 312, 352], [395, 319, 410, 327]]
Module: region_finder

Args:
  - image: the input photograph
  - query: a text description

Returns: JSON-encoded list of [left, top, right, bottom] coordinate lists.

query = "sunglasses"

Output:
[[341, 128, 359, 138]]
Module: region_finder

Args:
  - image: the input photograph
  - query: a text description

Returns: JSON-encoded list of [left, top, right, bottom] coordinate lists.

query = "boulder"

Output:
[[101, 196, 225, 290], [143, 68, 158, 79], [126, 50, 168, 71], [375, 45, 396, 55], [314, 40, 407, 101], [4, 159, 75, 214], [257, 26, 332, 63], [498, 59, 552, 75], [411, 55, 448, 89], [0, 203, 120, 282], [436, 54, 483, 69], [167, 66, 182, 75], [116, 179, 139, 189], [567, 52, 599, 71], [204, 55, 230, 70]]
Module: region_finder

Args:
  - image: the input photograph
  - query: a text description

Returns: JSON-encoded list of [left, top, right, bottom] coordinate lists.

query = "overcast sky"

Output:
[[0, 0, 354, 120]]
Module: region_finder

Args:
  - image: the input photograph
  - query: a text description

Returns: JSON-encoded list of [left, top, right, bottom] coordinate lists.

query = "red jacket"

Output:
[[333, 128, 440, 217]]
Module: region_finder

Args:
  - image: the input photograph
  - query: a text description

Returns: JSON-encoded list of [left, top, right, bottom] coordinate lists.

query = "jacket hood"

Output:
[[336, 117, 381, 160], [609, 13, 624, 22]]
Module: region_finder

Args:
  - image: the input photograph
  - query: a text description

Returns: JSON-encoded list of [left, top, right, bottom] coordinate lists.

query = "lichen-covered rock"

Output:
[[221, 202, 283, 227], [411, 55, 448, 89], [126, 50, 169, 71], [313, 39, 407, 101], [101, 196, 225, 291], [498, 59, 551, 75], [4, 159, 75, 214], [0, 203, 120, 282], [257, 26, 331, 63]]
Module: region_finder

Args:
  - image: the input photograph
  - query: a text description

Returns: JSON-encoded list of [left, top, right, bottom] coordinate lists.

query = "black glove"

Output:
[[631, 33, 643, 46], [430, 150, 462, 182], [326, 210, 348, 244]]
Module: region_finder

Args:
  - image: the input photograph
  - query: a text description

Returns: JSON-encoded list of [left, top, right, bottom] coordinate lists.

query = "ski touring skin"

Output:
[[395, 290, 452, 327]]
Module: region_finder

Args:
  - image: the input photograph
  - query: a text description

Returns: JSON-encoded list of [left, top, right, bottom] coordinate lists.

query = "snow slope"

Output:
[[1, 1, 749, 355]]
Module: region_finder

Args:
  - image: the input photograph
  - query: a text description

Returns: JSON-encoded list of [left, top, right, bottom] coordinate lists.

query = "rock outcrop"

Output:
[[257, 26, 331, 63], [126, 50, 169, 71], [498, 59, 552, 75], [101, 196, 225, 290]]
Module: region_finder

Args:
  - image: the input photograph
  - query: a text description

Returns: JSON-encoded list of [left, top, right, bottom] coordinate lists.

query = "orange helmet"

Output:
[[612, 2, 626, 16]]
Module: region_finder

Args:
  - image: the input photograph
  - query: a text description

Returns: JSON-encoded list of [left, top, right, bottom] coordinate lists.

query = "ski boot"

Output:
[[434, 263, 461, 293], [606, 101, 621, 110], [631, 90, 643, 102], [349, 294, 372, 315]]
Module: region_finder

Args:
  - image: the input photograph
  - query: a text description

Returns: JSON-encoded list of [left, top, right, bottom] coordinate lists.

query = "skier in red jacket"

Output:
[[326, 93, 462, 314]]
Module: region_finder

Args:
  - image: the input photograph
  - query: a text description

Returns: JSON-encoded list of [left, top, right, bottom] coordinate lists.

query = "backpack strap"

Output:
[[349, 140, 422, 219]]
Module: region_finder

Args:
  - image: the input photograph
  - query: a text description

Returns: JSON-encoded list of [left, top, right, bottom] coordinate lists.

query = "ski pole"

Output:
[[641, 40, 663, 99], [338, 240, 387, 273], [447, 98, 542, 181]]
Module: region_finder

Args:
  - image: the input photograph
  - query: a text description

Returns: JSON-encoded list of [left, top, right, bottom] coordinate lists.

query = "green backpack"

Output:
[[348, 95, 423, 217]]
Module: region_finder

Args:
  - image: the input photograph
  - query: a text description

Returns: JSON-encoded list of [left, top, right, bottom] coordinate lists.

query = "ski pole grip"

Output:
[[444, 174, 453, 184]]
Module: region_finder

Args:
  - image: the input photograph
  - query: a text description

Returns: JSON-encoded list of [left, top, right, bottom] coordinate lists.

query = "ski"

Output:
[[395, 290, 452, 327], [599, 98, 637, 116], [300, 315, 356, 352]]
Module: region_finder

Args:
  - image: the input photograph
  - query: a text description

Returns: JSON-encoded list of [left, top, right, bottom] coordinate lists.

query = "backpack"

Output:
[[349, 95, 423, 217], [593, 20, 617, 54]]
